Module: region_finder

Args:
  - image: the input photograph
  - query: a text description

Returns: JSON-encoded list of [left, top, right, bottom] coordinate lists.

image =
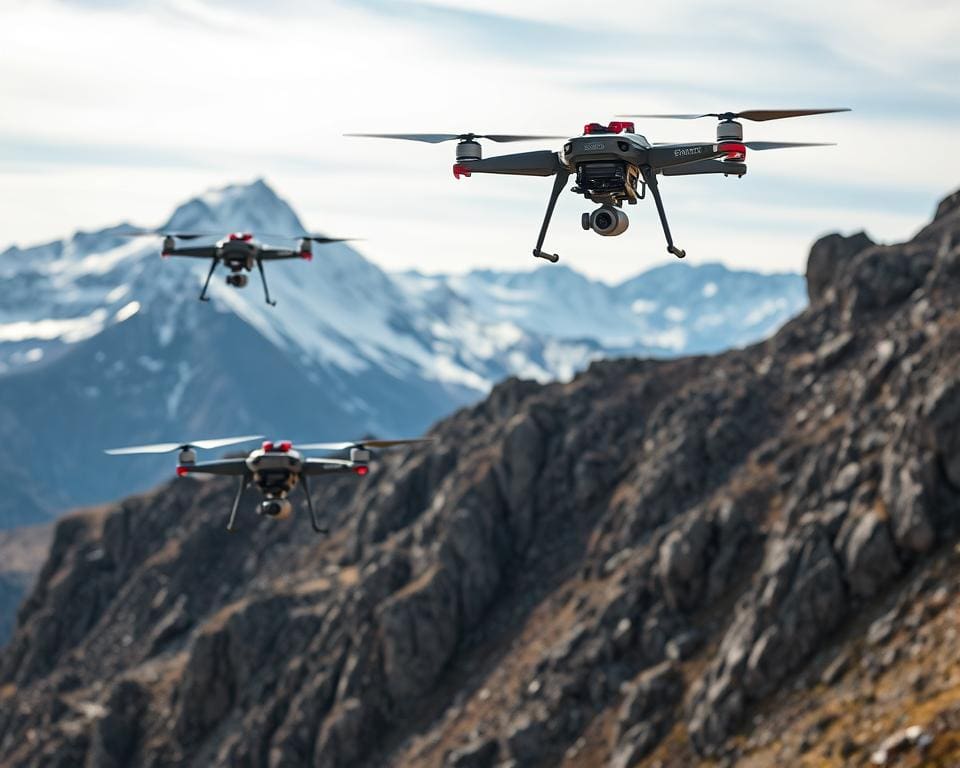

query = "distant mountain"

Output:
[[0, 179, 805, 527]]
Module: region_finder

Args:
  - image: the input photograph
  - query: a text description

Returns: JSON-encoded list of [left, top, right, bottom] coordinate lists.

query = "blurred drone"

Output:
[[348, 108, 849, 261], [105, 435, 431, 533], [120, 230, 354, 306]]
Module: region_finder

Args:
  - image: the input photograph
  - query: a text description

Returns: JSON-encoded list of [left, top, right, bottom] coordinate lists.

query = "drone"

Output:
[[120, 230, 353, 306], [348, 108, 849, 262], [105, 435, 431, 533]]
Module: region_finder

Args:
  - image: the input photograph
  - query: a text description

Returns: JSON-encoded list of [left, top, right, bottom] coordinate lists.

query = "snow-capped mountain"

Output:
[[0, 179, 806, 527]]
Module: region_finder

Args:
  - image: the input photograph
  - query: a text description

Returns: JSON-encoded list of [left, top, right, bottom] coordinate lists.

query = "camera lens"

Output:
[[595, 212, 613, 230]]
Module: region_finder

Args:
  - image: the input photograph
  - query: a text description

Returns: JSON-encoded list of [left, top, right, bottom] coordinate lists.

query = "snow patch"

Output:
[[114, 301, 141, 323]]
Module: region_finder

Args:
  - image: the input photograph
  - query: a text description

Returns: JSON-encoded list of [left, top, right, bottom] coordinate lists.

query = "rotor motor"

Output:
[[350, 447, 372, 463], [455, 139, 482, 162], [178, 447, 197, 465], [583, 205, 629, 237]]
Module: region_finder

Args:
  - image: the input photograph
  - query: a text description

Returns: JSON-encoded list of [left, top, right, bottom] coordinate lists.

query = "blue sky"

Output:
[[1, 0, 958, 280]]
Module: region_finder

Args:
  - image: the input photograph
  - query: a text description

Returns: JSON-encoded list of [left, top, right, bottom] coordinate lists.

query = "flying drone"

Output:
[[120, 230, 354, 306], [348, 108, 849, 262], [105, 435, 431, 533]]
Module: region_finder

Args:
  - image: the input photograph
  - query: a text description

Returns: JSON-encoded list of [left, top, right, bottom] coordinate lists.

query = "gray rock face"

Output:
[[806, 231, 874, 304], [1, 188, 960, 767]]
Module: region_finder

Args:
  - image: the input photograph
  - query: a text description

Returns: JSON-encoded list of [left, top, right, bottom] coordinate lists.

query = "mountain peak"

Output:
[[163, 178, 305, 237]]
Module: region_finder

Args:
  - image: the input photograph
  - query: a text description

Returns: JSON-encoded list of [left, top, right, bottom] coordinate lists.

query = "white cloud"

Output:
[[0, 0, 957, 281]]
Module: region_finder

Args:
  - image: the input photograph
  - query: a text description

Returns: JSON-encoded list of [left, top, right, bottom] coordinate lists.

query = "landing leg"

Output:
[[199, 258, 218, 301], [300, 474, 327, 534], [532, 170, 570, 263], [641, 166, 686, 259], [227, 475, 248, 532], [256, 260, 276, 306]]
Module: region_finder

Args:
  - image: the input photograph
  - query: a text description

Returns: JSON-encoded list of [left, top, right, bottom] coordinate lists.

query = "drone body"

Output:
[[348, 108, 849, 262], [106, 436, 430, 533], [122, 230, 353, 306]]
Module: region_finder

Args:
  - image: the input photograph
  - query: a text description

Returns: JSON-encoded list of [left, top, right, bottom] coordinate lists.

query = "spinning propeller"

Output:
[[344, 132, 564, 144], [296, 439, 434, 451], [105, 435, 264, 455], [622, 107, 850, 146], [618, 108, 851, 122]]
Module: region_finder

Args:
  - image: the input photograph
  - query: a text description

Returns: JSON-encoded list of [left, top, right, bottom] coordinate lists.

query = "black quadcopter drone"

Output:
[[120, 230, 354, 306], [348, 108, 849, 261], [105, 435, 430, 533]]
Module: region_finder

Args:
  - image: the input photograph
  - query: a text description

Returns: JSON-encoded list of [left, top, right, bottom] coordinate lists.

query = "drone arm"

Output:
[[640, 166, 686, 259], [165, 246, 219, 258], [299, 473, 327, 534], [455, 150, 562, 178], [302, 458, 355, 476], [180, 459, 248, 476], [647, 143, 724, 171], [532, 169, 571, 263], [663, 159, 747, 177], [257, 248, 301, 261]]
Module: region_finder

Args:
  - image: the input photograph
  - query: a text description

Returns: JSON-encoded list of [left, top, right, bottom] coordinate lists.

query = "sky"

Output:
[[0, 0, 958, 282]]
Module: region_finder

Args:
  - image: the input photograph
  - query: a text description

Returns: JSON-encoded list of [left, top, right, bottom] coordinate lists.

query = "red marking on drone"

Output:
[[278, 441, 293, 452], [718, 142, 747, 160], [261, 440, 274, 452], [354, 465, 369, 477], [583, 121, 635, 135], [229, 232, 254, 242], [453, 163, 472, 179], [176, 466, 190, 477], [161, 252, 172, 258], [300, 250, 313, 261]]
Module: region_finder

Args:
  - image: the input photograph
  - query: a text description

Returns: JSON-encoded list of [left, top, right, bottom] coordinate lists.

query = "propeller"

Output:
[[740, 141, 836, 150], [105, 435, 264, 455], [618, 108, 850, 122], [345, 133, 565, 144], [296, 438, 433, 451], [256, 233, 357, 244], [117, 229, 225, 241]]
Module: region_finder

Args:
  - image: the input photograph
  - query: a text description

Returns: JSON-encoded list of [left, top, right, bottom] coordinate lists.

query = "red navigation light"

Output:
[[452, 163, 472, 179], [584, 121, 635, 136], [300, 250, 313, 261], [718, 142, 747, 160], [229, 232, 254, 242], [161, 252, 172, 258], [354, 465, 369, 477], [176, 466, 190, 477], [279, 441, 292, 452], [262, 440, 274, 452]]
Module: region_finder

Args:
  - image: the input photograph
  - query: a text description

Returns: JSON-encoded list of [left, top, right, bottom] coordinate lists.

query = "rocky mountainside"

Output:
[[0, 179, 804, 529], [2, 189, 958, 768]]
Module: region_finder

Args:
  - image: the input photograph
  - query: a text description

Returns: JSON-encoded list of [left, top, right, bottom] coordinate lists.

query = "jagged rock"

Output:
[[806, 231, 874, 304], [87, 679, 148, 768], [658, 516, 710, 612], [445, 737, 499, 768], [840, 512, 900, 598]]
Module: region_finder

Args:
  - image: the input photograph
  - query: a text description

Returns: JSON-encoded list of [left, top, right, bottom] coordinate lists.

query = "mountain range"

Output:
[[0, 179, 805, 527], [1, 187, 958, 767]]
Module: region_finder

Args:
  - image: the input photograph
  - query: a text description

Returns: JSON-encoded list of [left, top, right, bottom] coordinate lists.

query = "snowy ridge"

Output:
[[0, 179, 807, 525]]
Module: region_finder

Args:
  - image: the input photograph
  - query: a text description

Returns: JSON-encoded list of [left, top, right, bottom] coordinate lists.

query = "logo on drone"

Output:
[[674, 147, 703, 157], [583, 142, 605, 151]]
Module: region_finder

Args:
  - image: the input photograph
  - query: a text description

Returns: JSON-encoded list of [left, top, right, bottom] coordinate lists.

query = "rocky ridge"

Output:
[[1, 189, 959, 766]]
